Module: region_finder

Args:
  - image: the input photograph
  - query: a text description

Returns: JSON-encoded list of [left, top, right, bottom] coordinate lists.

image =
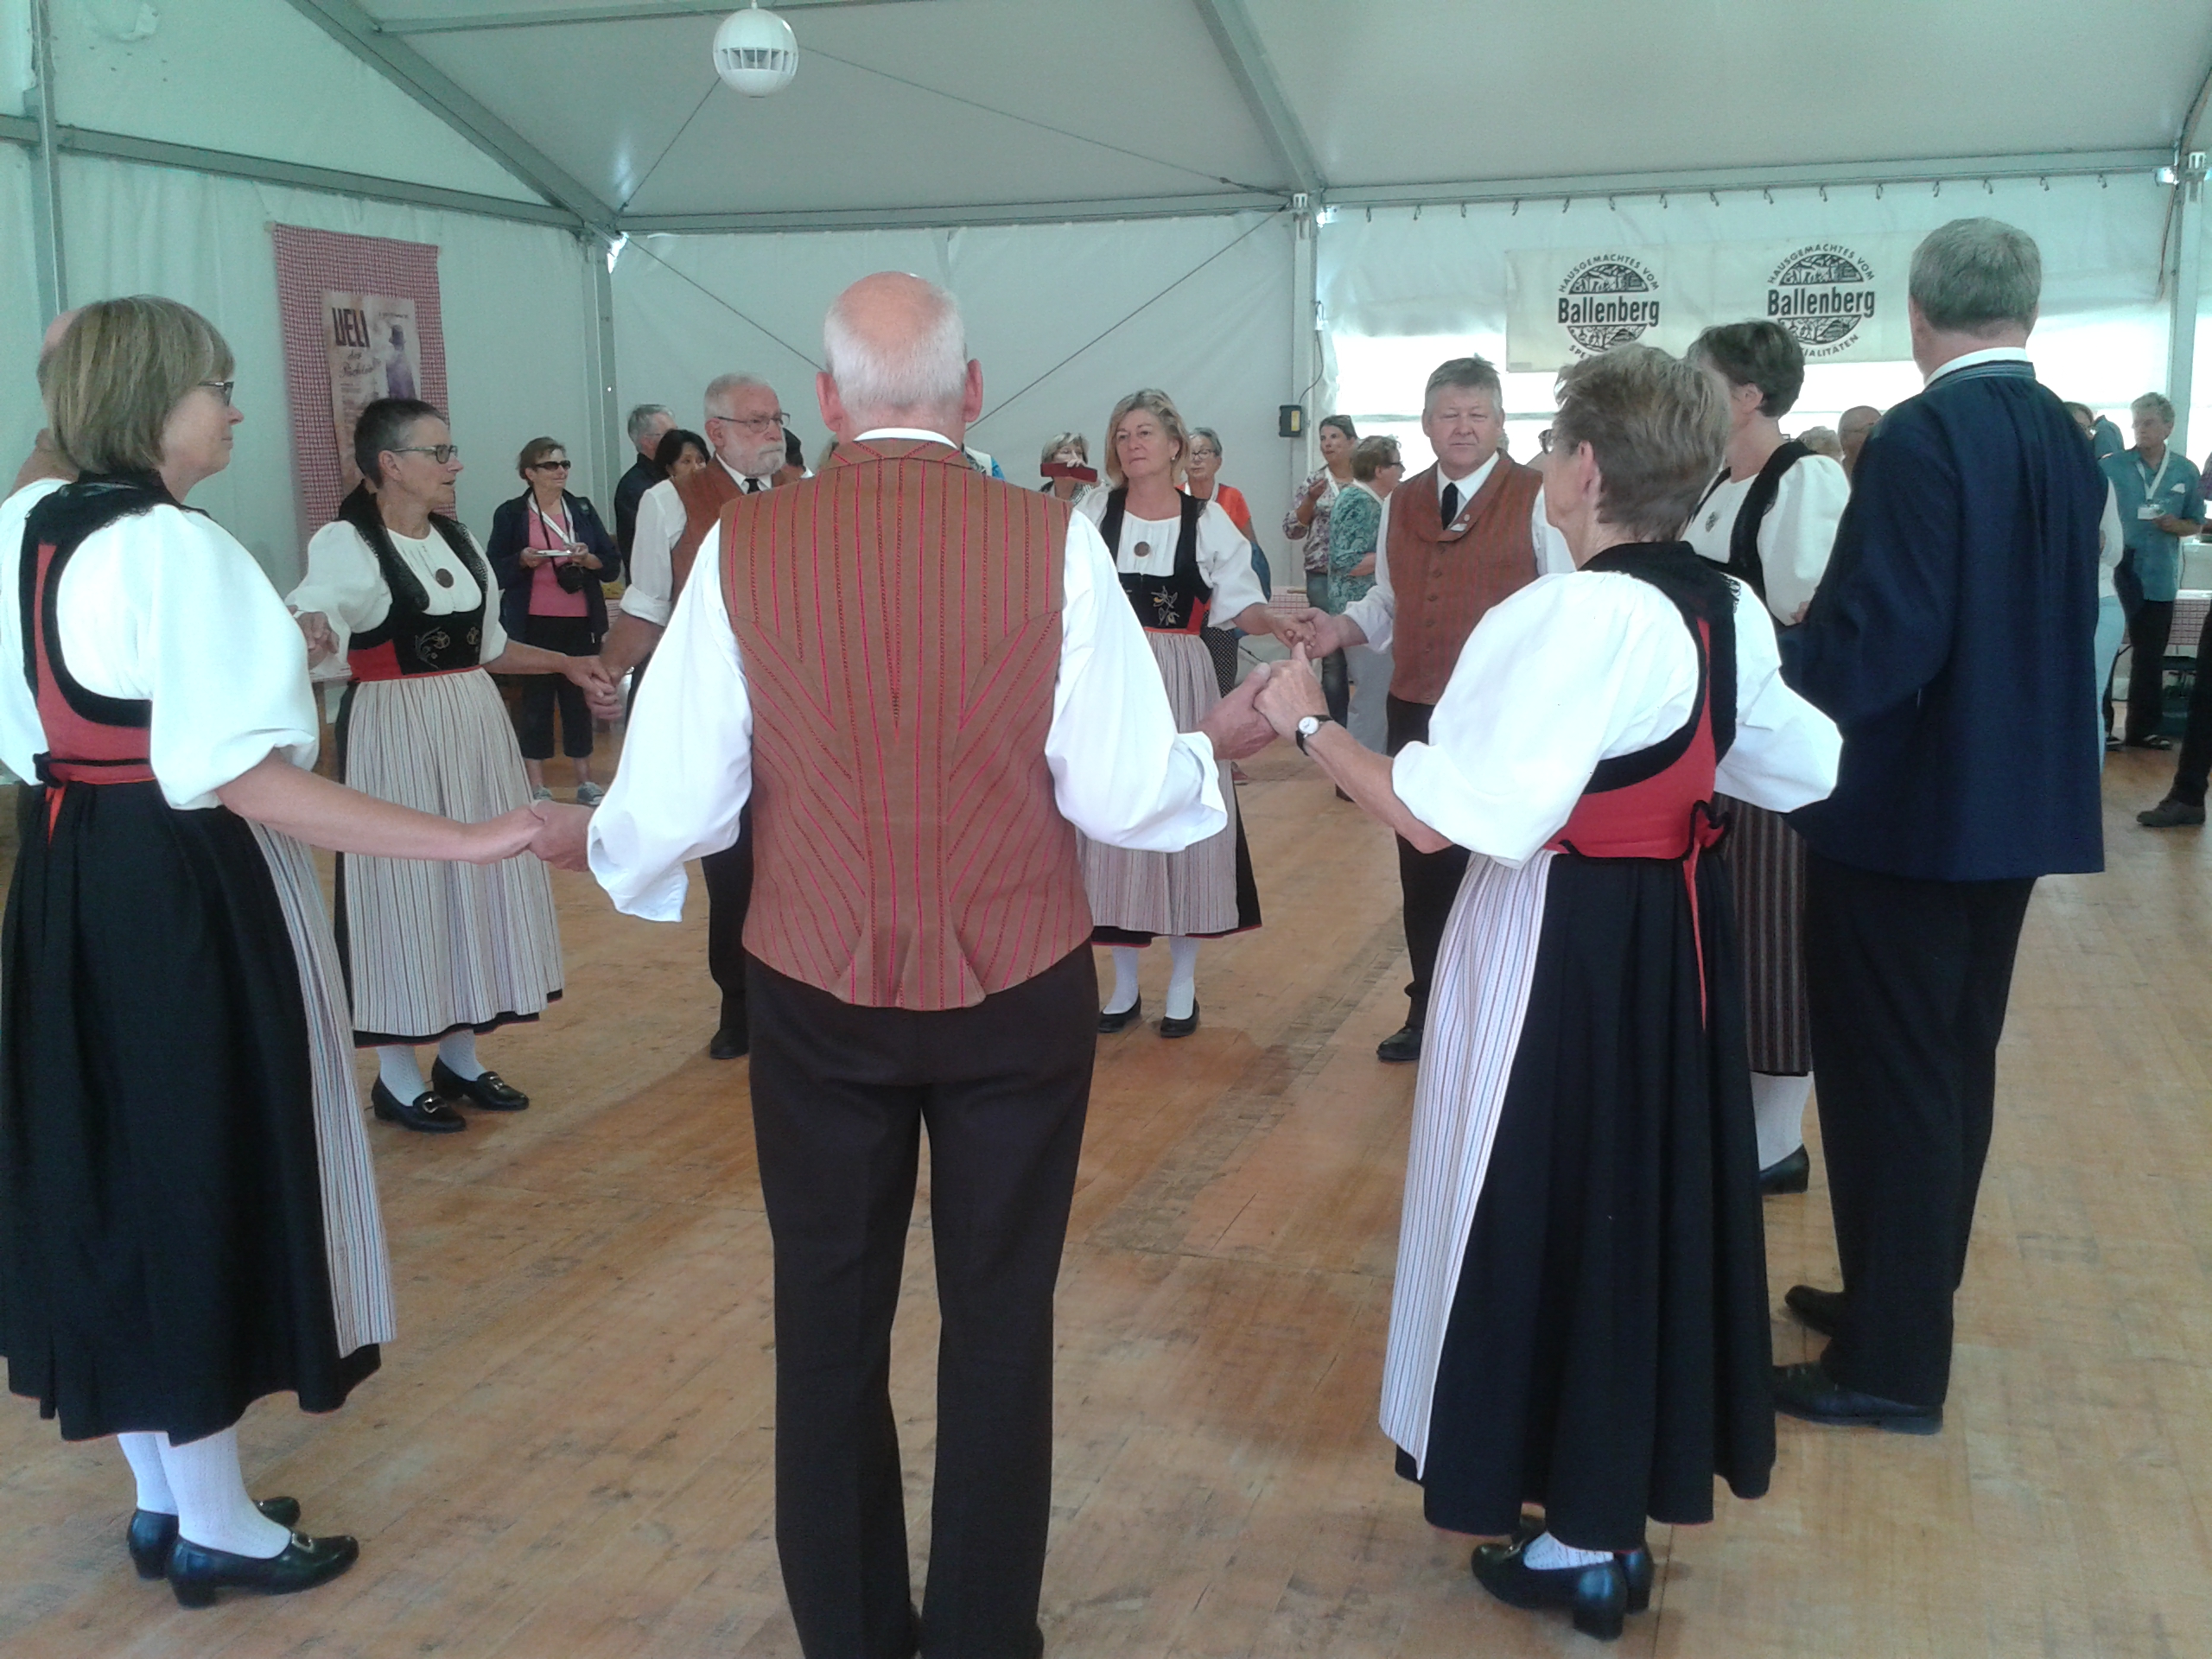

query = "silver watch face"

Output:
[[1298, 715, 1322, 736]]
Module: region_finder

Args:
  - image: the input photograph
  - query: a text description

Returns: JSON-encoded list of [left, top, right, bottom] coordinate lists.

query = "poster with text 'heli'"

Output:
[[1507, 235, 1916, 372]]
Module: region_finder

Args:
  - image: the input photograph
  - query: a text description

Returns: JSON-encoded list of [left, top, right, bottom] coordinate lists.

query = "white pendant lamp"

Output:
[[713, 3, 799, 98]]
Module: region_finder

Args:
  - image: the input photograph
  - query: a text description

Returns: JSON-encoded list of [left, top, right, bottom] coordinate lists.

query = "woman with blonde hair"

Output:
[[1084, 388, 1300, 1036], [0, 297, 541, 1605]]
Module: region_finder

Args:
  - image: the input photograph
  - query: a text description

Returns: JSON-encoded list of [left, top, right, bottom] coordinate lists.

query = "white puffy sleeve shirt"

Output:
[[587, 507, 1228, 921], [286, 518, 507, 664], [1077, 492, 1267, 620], [1391, 567, 1841, 867], [1683, 454, 1851, 624], [0, 480, 320, 810], [620, 477, 684, 627]]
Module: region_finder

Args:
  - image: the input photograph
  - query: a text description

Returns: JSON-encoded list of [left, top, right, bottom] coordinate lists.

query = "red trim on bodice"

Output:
[[343, 639, 478, 683], [30, 537, 154, 790], [1546, 619, 1728, 1017]]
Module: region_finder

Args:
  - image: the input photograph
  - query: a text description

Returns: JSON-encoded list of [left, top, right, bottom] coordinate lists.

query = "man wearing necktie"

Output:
[[601, 373, 789, 1061], [1294, 358, 1565, 1063]]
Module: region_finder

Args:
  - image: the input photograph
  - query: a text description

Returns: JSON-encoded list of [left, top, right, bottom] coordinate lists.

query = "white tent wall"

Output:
[[41, 156, 599, 586], [0, 145, 47, 478], [611, 211, 1301, 563], [1319, 172, 2188, 467]]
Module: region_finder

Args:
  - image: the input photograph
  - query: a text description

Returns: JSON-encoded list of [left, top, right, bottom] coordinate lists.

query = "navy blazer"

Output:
[[1783, 357, 2104, 881], [486, 490, 615, 646]]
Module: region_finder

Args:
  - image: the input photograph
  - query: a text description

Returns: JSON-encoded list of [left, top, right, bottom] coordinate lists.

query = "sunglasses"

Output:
[[530, 460, 573, 471]]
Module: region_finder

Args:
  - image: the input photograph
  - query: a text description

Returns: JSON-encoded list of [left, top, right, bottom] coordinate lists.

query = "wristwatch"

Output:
[[1295, 714, 1333, 755]]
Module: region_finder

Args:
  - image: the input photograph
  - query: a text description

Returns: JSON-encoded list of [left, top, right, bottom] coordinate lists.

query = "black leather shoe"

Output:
[[1783, 1283, 1846, 1338], [430, 1058, 528, 1110], [1096, 996, 1142, 1034], [708, 1026, 748, 1060], [1507, 1511, 1653, 1615], [1471, 1535, 1630, 1641], [168, 1531, 359, 1607], [371, 1078, 465, 1134], [1376, 1024, 1421, 1064], [1159, 1002, 1199, 1038], [1772, 1359, 1942, 1434], [1759, 1145, 1810, 1195], [129, 1499, 300, 1580], [2139, 797, 2206, 829]]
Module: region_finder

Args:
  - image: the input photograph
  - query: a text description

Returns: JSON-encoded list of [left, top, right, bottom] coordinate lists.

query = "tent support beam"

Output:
[[622, 191, 1287, 233], [2169, 163, 2204, 457], [25, 0, 67, 322], [1188, 0, 1323, 197], [0, 116, 584, 228], [377, 0, 934, 32], [1325, 149, 2169, 210], [279, 0, 620, 232], [587, 247, 624, 513]]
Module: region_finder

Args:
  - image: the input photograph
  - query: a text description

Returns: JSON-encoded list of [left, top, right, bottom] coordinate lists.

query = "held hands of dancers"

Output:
[[1254, 645, 1330, 739], [527, 801, 595, 872], [563, 655, 625, 722], [293, 608, 337, 666], [1197, 664, 1280, 761], [1275, 608, 1358, 655]]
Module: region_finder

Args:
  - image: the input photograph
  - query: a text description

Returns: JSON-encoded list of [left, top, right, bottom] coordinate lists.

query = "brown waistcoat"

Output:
[[720, 438, 1092, 1010], [1387, 456, 1544, 705], [672, 462, 750, 599]]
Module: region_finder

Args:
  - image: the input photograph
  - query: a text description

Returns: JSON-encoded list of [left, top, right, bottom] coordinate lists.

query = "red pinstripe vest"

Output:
[[720, 437, 1093, 1010]]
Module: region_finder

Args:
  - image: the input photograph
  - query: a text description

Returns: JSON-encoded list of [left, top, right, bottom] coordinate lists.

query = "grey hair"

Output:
[[625, 403, 671, 442], [822, 278, 968, 412], [702, 373, 772, 419], [2133, 392, 2177, 425], [1187, 426, 1224, 456], [1424, 355, 1505, 415], [1909, 219, 2040, 334]]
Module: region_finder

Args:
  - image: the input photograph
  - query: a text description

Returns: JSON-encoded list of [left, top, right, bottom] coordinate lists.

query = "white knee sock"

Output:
[[377, 1046, 427, 1102], [1103, 947, 1141, 1014], [1752, 1072, 1815, 1169], [436, 1030, 485, 1081], [118, 1431, 175, 1514], [1524, 1530, 1611, 1570], [159, 1427, 289, 1559], [1165, 936, 1200, 1020]]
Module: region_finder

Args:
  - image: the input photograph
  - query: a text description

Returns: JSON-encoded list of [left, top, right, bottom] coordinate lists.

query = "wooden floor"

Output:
[[2, 743, 2210, 1657]]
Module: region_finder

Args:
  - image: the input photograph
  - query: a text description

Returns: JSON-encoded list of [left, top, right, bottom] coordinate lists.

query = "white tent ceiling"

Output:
[[307, 0, 2212, 230]]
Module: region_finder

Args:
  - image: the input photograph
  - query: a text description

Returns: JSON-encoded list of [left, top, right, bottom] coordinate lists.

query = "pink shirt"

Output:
[[526, 497, 591, 618]]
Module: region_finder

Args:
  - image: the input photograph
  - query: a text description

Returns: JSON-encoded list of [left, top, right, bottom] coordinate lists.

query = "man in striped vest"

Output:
[[555, 272, 1275, 1659]]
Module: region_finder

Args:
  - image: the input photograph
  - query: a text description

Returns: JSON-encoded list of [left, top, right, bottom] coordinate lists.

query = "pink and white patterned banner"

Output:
[[271, 224, 448, 543]]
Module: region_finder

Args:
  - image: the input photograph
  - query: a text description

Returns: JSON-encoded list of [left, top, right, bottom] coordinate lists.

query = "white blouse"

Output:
[[0, 480, 319, 811], [287, 518, 509, 664], [1392, 567, 1841, 868], [1683, 454, 1851, 624], [1078, 493, 1268, 622]]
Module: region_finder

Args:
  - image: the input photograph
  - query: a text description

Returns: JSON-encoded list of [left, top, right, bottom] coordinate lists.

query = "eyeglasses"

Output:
[[709, 411, 789, 434], [199, 380, 236, 406], [529, 459, 573, 471], [393, 445, 462, 464]]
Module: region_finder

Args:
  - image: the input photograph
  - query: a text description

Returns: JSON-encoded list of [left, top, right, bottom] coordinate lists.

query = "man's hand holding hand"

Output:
[[1255, 645, 1330, 740], [529, 800, 594, 871], [1198, 664, 1278, 761]]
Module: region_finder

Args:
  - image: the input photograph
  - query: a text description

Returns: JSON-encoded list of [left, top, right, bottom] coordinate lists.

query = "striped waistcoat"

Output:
[[720, 437, 1093, 1010]]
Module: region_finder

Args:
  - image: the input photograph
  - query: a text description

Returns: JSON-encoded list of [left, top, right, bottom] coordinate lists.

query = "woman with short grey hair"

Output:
[[0, 297, 542, 1605]]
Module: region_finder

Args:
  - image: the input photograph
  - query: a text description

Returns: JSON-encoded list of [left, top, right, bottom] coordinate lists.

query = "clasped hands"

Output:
[[1197, 640, 1337, 761]]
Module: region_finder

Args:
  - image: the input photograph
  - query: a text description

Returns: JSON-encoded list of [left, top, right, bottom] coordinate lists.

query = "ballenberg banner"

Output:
[[1507, 235, 1916, 372]]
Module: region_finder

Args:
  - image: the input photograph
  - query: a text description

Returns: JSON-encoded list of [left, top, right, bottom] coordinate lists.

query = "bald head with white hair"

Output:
[[817, 272, 982, 445]]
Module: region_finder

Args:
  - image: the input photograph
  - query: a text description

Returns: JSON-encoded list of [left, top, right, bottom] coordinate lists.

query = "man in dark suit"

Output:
[[1774, 218, 2105, 1433], [612, 402, 674, 579]]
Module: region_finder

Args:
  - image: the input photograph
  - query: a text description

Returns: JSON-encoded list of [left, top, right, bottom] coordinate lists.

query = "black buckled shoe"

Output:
[[1783, 1283, 1846, 1338], [430, 1059, 528, 1111], [1759, 1145, 1811, 1195], [2138, 797, 2206, 829], [708, 1025, 748, 1059], [129, 1499, 300, 1580], [1471, 1534, 1630, 1641], [168, 1531, 359, 1607], [1096, 996, 1143, 1034], [1376, 1024, 1421, 1065], [1159, 1002, 1199, 1039], [371, 1078, 466, 1134], [1772, 1359, 1942, 1434], [1509, 1510, 1652, 1614]]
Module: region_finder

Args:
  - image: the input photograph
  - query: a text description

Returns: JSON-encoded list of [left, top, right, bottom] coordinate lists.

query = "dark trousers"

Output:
[[702, 804, 752, 1037], [1386, 695, 1471, 1030], [1306, 573, 1350, 724], [747, 945, 1098, 1659], [1802, 852, 2035, 1408], [2125, 598, 2174, 743], [2169, 645, 2212, 805], [512, 615, 597, 760]]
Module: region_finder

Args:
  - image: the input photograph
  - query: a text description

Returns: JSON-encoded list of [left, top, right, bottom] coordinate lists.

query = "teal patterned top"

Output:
[[1325, 483, 1382, 612]]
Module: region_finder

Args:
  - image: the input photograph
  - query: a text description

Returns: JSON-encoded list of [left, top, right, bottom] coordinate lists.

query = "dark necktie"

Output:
[[745, 478, 761, 494], [1440, 481, 1461, 524]]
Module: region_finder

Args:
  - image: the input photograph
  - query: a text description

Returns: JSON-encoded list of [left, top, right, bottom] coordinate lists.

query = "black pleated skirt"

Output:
[[1717, 794, 1812, 1075], [1396, 851, 1774, 1551], [0, 780, 378, 1442]]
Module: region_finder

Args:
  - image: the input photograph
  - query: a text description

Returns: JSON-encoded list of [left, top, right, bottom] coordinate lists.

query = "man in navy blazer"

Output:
[[1774, 218, 2105, 1433]]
